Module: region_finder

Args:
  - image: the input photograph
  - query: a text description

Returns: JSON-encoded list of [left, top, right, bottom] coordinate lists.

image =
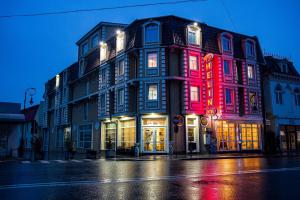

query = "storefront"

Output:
[[185, 115, 200, 152], [279, 125, 300, 152], [215, 121, 261, 151], [141, 115, 168, 153], [117, 118, 136, 152], [101, 117, 136, 152]]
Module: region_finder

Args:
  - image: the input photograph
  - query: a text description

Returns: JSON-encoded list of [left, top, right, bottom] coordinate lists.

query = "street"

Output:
[[0, 157, 300, 200]]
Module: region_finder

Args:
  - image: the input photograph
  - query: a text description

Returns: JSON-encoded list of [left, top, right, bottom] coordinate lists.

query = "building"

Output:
[[21, 104, 40, 159], [263, 56, 300, 152], [43, 22, 127, 156], [0, 102, 24, 158], [98, 15, 265, 154]]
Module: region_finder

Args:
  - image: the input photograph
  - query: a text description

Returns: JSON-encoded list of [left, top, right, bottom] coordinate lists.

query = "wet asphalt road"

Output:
[[0, 157, 300, 200]]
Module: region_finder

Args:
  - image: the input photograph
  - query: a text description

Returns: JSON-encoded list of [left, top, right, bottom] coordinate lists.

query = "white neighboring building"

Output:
[[263, 56, 300, 152]]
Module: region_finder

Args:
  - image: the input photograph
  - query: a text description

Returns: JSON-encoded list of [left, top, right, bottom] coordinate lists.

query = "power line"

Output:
[[0, 0, 207, 19], [219, 0, 236, 31]]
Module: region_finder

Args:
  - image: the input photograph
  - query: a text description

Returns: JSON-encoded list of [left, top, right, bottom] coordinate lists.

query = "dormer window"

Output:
[[282, 63, 288, 73], [222, 35, 231, 52], [82, 43, 88, 56], [187, 23, 200, 45], [144, 22, 159, 44], [116, 30, 125, 52], [100, 42, 107, 62], [246, 40, 255, 57], [294, 88, 300, 106]]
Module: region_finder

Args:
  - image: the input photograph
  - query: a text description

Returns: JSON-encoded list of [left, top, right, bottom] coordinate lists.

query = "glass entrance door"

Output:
[[143, 127, 166, 152], [105, 123, 116, 150]]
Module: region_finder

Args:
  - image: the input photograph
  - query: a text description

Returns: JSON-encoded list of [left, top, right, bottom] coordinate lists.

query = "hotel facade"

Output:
[[97, 16, 264, 154], [43, 16, 265, 155]]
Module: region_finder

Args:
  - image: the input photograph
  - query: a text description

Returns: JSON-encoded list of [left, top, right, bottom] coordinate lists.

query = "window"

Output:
[[190, 86, 199, 101], [56, 129, 64, 148], [247, 64, 254, 79], [223, 60, 231, 75], [222, 35, 231, 52], [145, 23, 159, 43], [148, 84, 158, 100], [246, 41, 255, 57], [249, 92, 258, 112], [79, 60, 85, 76], [147, 52, 158, 68], [275, 85, 283, 104], [91, 35, 99, 48], [82, 43, 88, 55], [83, 102, 88, 120], [119, 119, 136, 150], [282, 64, 288, 73], [100, 94, 105, 109], [189, 55, 198, 70], [294, 89, 300, 106], [101, 68, 106, 83], [188, 24, 200, 45], [100, 42, 107, 61], [117, 89, 124, 106], [118, 59, 125, 75], [225, 89, 233, 104], [78, 124, 92, 149], [116, 31, 125, 52], [55, 74, 60, 88]]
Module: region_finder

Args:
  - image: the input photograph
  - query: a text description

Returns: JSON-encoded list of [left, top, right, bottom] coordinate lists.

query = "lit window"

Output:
[[190, 86, 199, 101], [55, 75, 60, 88], [82, 43, 88, 55], [222, 35, 231, 52], [247, 65, 254, 79], [145, 23, 159, 43], [188, 24, 200, 45], [118, 59, 125, 75], [148, 84, 158, 100], [116, 31, 125, 52], [100, 42, 107, 61], [223, 60, 231, 75], [246, 41, 255, 57], [118, 89, 124, 106], [225, 89, 233, 104], [91, 35, 99, 48], [249, 92, 258, 112], [147, 52, 158, 68], [189, 56, 198, 70]]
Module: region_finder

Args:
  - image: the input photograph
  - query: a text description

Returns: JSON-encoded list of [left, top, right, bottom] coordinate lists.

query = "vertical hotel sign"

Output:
[[204, 53, 214, 109]]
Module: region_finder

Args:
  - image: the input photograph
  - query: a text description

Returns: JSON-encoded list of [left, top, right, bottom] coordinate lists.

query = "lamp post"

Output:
[[19, 88, 36, 157]]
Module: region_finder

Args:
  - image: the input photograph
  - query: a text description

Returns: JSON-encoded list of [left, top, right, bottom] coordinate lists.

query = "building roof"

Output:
[[0, 102, 24, 122], [264, 56, 300, 77], [22, 104, 39, 122], [76, 22, 128, 45]]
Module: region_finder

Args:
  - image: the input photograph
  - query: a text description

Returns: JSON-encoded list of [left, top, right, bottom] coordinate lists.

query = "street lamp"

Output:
[[18, 88, 36, 157]]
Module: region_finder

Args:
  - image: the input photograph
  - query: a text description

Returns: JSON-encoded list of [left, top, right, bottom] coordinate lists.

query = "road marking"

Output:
[[21, 161, 31, 164], [83, 159, 92, 162], [39, 160, 50, 164], [70, 159, 82, 163], [54, 160, 67, 164], [1, 166, 300, 190]]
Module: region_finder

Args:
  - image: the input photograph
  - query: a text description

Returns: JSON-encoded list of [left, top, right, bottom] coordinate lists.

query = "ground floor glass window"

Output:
[[216, 121, 237, 151], [118, 119, 135, 150], [240, 124, 259, 150], [78, 124, 92, 149]]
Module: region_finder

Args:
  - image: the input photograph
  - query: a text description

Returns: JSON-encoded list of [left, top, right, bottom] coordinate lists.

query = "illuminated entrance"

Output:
[[185, 116, 199, 152], [104, 122, 117, 150], [141, 116, 168, 153]]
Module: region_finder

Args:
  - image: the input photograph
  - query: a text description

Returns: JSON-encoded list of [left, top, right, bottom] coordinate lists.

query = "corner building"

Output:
[[98, 16, 265, 154]]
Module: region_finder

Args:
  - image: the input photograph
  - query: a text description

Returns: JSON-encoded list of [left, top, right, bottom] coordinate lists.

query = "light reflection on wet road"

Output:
[[0, 157, 300, 200]]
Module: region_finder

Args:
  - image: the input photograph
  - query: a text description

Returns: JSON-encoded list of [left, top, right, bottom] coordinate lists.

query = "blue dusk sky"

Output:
[[0, 0, 299, 107]]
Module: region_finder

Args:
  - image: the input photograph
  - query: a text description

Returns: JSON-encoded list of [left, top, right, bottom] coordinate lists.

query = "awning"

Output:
[[0, 113, 25, 122]]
